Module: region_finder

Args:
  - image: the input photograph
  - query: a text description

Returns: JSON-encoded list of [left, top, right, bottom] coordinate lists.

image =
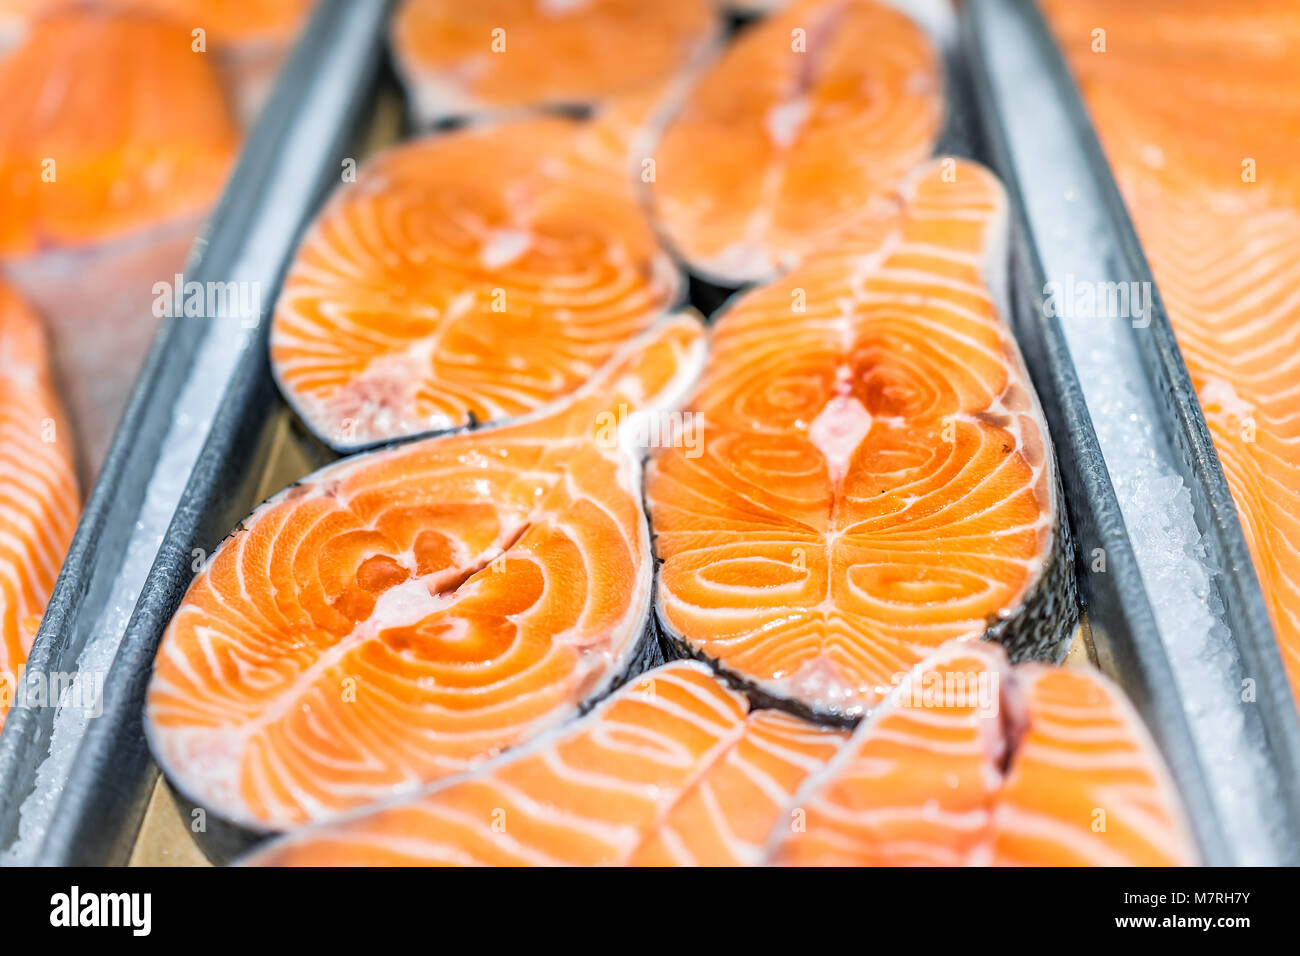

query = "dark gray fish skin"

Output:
[[988, 476, 1079, 667]]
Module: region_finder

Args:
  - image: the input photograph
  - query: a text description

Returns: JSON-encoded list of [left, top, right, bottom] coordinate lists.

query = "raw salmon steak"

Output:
[[650, 0, 944, 285], [389, 0, 720, 126], [242, 660, 846, 866], [269, 116, 683, 452], [1041, 0, 1300, 700], [767, 641, 1196, 865], [146, 315, 706, 830], [646, 157, 1075, 721], [0, 7, 238, 256], [0, 283, 80, 728]]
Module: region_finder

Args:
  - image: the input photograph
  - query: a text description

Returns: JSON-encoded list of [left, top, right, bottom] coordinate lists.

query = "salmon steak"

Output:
[[1042, 0, 1300, 697], [0, 7, 238, 256], [242, 660, 846, 866], [145, 315, 706, 830], [0, 283, 80, 729], [269, 116, 683, 452], [389, 0, 719, 126], [649, 0, 944, 285], [647, 157, 1074, 721], [767, 640, 1196, 865]]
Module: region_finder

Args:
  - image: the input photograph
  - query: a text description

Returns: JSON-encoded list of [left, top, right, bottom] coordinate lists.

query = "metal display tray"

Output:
[[1, 0, 1274, 866]]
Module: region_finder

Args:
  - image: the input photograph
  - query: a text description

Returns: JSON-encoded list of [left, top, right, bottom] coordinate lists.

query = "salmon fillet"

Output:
[[647, 156, 1072, 720], [242, 660, 846, 866], [390, 0, 720, 126], [146, 315, 706, 830], [0, 7, 238, 256], [270, 116, 683, 451], [767, 641, 1196, 865], [0, 282, 79, 728], [650, 0, 943, 284], [1041, 0, 1300, 696]]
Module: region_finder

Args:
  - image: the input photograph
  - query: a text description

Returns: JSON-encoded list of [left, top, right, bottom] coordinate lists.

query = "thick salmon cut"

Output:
[[390, 0, 719, 126], [270, 116, 683, 452], [0, 8, 238, 256], [1041, 0, 1300, 697], [647, 157, 1074, 721], [242, 660, 846, 866], [146, 315, 706, 831], [650, 0, 943, 285], [0, 283, 79, 728], [767, 641, 1196, 865]]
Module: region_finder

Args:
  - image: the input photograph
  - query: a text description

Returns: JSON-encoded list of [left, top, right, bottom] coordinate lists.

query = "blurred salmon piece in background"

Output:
[[108, 0, 318, 117], [390, 0, 720, 125], [0, 7, 238, 474]]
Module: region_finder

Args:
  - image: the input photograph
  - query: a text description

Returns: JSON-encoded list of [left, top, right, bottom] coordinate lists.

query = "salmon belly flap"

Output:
[[144, 316, 706, 831], [647, 157, 1075, 721], [1040, 0, 1300, 698]]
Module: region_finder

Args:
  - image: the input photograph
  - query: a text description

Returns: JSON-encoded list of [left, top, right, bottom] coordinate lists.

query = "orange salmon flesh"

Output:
[[242, 661, 849, 866], [0, 282, 79, 729], [147, 316, 706, 830], [0, 8, 238, 256], [242, 646, 1193, 866], [647, 157, 1067, 719], [769, 641, 1196, 866], [390, 0, 720, 125], [269, 116, 683, 451], [650, 0, 944, 284], [109, 0, 1224, 870]]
